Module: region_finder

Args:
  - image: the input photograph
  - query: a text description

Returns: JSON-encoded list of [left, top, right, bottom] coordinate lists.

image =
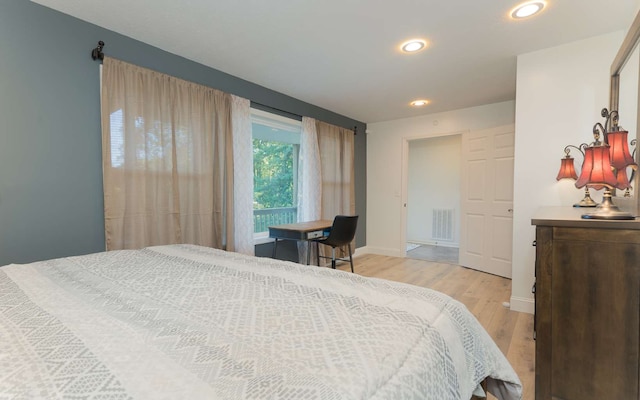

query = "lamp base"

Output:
[[573, 189, 597, 208], [581, 190, 635, 220]]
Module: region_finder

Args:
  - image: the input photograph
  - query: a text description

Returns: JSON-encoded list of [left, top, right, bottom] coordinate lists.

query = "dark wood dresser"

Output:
[[532, 207, 640, 400]]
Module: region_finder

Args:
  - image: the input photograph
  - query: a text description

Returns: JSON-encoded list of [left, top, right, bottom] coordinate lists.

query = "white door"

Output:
[[459, 125, 514, 278]]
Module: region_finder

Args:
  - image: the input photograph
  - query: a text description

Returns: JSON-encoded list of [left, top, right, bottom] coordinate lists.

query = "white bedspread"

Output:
[[0, 245, 522, 399]]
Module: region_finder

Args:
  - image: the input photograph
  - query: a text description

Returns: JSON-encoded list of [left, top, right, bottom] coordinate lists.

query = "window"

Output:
[[251, 109, 301, 236]]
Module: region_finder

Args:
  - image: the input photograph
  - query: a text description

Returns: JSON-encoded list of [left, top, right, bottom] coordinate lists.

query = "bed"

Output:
[[0, 244, 522, 399]]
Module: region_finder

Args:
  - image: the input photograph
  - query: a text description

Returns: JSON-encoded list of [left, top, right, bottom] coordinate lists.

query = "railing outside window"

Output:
[[254, 207, 297, 233]]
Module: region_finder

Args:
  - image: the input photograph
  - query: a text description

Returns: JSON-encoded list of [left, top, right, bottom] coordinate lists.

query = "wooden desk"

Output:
[[269, 220, 333, 264]]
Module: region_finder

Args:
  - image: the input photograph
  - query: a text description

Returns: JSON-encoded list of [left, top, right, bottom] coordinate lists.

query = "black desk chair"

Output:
[[312, 215, 358, 273]]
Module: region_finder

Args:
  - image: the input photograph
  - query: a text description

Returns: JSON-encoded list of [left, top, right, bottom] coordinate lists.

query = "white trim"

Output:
[[250, 108, 301, 132], [406, 240, 459, 249], [352, 247, 368, 257], [509, 296, 534, 314], [354, 246, 404, 258]]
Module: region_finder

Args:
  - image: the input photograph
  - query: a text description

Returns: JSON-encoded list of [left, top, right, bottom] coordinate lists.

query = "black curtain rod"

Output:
[[250, 101, 302, 122], [252, 102, 357, 135], [91, 40, 105, 61], [91, 41, 357, 135]]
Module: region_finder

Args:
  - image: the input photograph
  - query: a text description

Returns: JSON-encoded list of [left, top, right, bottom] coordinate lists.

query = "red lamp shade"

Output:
[[556, 156, 578, 180], [616, 167, 632, 189], [607, 130, 637, 170], [575, 145, 618, 190]]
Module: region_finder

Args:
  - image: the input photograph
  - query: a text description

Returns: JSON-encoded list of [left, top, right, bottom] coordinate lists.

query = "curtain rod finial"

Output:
[[91, 40, 105, 61]]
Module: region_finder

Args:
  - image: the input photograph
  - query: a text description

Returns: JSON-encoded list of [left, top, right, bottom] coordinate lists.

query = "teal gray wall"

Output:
[[0, 0, 366, 266]]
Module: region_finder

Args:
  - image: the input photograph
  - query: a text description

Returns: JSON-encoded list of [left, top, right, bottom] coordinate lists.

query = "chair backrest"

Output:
[[324, 215, 359, 247]]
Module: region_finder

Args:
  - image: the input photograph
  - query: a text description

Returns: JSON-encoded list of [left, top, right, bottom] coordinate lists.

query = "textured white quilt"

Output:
[[0, 244, 522, 399]]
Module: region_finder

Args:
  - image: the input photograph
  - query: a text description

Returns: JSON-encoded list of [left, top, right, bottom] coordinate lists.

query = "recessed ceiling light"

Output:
[[510, 1, 546, 19], [401, 39, 427, 53], [410, 99, 430, 107]]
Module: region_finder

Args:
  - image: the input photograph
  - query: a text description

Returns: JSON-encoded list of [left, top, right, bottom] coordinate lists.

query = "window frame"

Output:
[[250, 108, 302, 241]]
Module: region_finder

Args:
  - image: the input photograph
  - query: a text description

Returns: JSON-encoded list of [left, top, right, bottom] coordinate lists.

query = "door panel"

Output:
[[459, 125, 515, 278], [465, 214, 485, 256], [468, 160, 487, 200]]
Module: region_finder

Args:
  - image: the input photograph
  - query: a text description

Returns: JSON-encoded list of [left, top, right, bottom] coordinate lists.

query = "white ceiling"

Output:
[[33, 0, 639, 123]]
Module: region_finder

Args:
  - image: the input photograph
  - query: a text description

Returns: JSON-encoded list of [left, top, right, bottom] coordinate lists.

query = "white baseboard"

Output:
[[354, 246, 404, 258], [406, 240, 459, 249], [509, 296, 534, 314]]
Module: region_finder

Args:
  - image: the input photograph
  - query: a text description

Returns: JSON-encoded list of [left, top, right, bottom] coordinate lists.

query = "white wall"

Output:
[[407, 135, 461, 246], [512, 31, 624, 313], [365, 30, 626, 315], [366, 100, 515, 257]]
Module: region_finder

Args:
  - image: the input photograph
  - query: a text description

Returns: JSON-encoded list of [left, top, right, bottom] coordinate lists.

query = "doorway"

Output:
[[404, 135, 462, 264], [401, 125, 515, 278]]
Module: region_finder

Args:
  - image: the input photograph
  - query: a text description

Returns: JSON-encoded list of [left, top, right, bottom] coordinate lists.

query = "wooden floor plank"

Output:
[[334, 253, 534, 400], [507, 313, 536, 400]]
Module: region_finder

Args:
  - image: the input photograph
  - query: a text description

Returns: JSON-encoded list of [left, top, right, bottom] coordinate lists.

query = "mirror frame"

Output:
[[611, 11, 640, 112], [610, 10, 640, 214]]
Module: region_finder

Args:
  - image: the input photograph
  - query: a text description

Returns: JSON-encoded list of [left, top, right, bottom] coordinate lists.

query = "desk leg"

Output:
[[272, 238, 278, 259], [306, 241, 310, 265]]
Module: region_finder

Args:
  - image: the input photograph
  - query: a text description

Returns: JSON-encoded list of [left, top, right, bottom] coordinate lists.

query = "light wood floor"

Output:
[[335, 253, 534, 400]]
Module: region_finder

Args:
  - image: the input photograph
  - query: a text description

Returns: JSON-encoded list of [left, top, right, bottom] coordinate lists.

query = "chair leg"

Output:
[[331, 247, 336, 269], [348, 243, 354, 273]]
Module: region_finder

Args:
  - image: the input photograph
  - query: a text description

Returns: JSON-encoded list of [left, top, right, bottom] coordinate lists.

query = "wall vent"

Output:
[[432, 209, 454, 241]]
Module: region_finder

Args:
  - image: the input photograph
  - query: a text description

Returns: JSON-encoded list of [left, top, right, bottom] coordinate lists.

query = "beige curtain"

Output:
[[101, 57, 234, 251], [316, 121, 355, 218], [316, 121, 356, 260]]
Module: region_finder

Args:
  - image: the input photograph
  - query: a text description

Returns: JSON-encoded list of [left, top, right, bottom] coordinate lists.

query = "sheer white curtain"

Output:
[[101, 57, 234, 251], [297, 117, 322, 262], [231, 95, 254, 255]]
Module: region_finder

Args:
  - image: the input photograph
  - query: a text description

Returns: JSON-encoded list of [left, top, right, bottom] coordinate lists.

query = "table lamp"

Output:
[[577, 109, 637, 220], [556, 144, 597, 207]]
